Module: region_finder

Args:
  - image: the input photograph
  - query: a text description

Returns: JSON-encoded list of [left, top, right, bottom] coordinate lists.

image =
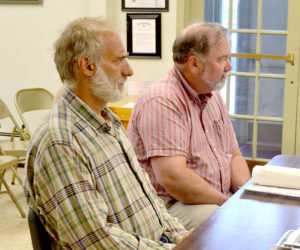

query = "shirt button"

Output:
[[104, 124, 111, 132]]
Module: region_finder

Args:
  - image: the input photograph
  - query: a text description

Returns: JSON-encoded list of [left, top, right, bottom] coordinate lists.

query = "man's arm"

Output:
[[151, 155, 228, 206], [230, 149, 251, 192]]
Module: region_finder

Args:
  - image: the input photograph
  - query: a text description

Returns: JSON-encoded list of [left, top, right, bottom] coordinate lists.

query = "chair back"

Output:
[[28, 208, 52, 250], [0, 99, 27, 141], [15, 88, 54, 138]]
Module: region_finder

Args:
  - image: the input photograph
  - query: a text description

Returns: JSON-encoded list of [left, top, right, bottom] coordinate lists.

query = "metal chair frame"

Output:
[[0, 155, 26, 218], [14, 88, 54, 139], [0, 98, 28, 184]]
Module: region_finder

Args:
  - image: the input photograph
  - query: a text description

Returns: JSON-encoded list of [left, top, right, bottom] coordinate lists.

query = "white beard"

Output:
[[206, 73, 227, 91], [89, 64, 126, 103], [202, 67, 228, 91]]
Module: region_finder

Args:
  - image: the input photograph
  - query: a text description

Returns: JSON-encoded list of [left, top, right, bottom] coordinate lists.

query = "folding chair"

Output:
[[0, 155, 26, 218], [0, 98, 29, 184], [0, 98, 27, 141], [15, 88, 54, 139]]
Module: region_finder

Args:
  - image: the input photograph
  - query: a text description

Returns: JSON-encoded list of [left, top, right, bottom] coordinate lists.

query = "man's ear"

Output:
[[187, 55, 204, 74], [77, 56, 96, 77]]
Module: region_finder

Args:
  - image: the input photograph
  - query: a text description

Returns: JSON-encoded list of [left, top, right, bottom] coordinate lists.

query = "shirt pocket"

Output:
[[208, 119, 233, 154]]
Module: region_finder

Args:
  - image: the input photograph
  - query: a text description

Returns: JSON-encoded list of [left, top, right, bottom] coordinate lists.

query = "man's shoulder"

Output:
[[140, 72, 184, 104], [30, 103, 79, 151]]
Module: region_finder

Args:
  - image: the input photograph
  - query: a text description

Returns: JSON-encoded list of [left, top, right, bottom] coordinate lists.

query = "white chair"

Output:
[[15, 88, 54, 139], [0, 98, 29, 184], [0, 98, 27, 141]]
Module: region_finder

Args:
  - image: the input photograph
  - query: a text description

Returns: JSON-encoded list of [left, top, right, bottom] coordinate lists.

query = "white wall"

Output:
[[0, 0, 179, 121], [106, 1, 178, 83], [0, 0, 105, 116]]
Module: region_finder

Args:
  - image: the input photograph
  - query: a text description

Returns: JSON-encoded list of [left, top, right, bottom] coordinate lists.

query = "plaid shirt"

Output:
[[24, 89, 186, 249]]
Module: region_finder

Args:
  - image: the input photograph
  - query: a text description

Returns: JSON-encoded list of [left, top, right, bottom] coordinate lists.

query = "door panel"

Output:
[[203, 0, 299, 161]]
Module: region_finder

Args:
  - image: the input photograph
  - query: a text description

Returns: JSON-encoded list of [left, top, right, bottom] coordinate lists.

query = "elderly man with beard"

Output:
[[127, 22, 250, 230], [23, 17, 192, 249]]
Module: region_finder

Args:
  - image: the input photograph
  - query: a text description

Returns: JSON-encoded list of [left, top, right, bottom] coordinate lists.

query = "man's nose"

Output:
[[225, 58, 232, 72], [123, 60, 134, 76]]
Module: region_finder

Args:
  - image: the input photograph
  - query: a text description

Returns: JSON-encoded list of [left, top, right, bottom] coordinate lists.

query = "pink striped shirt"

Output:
[[127, 66, 238, 197]]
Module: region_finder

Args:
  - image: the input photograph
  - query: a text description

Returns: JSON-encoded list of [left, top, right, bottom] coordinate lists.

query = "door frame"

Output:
[[177, 0, 300, 157]]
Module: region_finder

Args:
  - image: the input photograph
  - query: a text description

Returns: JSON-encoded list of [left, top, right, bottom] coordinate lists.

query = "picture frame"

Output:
[[127, 13, 161, 59], [122, 0, 168, 12], [0, 0, 42, 3]]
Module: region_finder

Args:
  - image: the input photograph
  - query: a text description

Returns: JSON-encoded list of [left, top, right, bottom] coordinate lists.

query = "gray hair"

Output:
[[54, 17, 114, 87], [172, 22, 229, 64]]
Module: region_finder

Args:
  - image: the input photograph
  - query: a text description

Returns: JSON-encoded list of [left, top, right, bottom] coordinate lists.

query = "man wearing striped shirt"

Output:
[[127, 22, 250, 230], [24, 17, 189, 249]]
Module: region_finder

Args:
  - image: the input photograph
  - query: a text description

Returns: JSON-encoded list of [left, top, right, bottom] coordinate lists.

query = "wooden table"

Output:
[[108, 95, 138, 129], [176, 155, 300, 250]]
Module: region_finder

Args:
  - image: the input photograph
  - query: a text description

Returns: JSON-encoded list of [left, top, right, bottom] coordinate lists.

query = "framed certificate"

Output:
[[122, 0, 168, 12], [127, 13, 161, 58]]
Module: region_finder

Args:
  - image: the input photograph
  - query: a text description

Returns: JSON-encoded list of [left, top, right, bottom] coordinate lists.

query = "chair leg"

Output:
[[11, 164, 18, 185], [0, 173, 26, 218], [0, 171, 3, 191], [11, 161, 24, 185], [11, 165, 16, 184], [11, 165, 23, 185]]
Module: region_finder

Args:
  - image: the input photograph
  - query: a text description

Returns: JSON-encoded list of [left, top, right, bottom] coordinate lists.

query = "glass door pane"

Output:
[[262, 0, 288, 30], [258, 78, 285, 117], [229, 76, 255, 116], [205, 0, 289, 161]]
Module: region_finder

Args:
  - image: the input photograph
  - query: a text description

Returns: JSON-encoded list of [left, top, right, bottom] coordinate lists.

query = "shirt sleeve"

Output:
[[137, 96, 190, 158], [156, 196, 188, 243], [28, 143, 177, 249]]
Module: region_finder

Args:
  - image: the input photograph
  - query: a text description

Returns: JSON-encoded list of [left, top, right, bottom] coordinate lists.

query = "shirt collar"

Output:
[[173, 65, 212, 103], [62, 88, 122, 133]]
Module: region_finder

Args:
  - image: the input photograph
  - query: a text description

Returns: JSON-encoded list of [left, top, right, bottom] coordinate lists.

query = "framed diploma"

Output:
[[127, 13, 161, 58], [122, 0, 168, 12]]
